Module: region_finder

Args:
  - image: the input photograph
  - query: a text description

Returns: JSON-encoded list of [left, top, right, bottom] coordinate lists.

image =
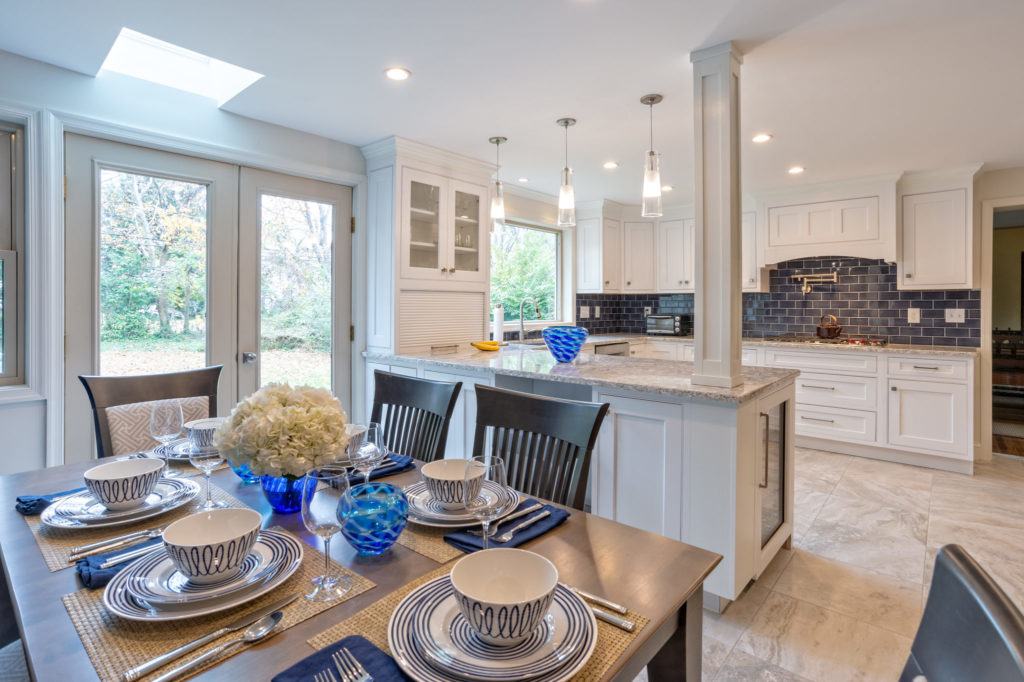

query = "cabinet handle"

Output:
[[684, 280, 690, 284], [800, 415, 835, 424], [748, 278, 755, 283], [604, 280, 610, 285], [449, 265, 456, 272], [678, 280, 683, 285], [802, 384, 836, 391], [759, 413, 769, 489], [891, 386, 898, 392], [627, 281, 631, 286], [440, 267, 448, 273], [912, 365, 940, 370], [905, 273, 913, 279]]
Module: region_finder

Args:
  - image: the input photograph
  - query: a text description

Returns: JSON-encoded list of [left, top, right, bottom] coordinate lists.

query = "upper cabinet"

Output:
[[576, 215, 623, 293], [741, 211, 765, 292], [623, 221, 656, 291], [656, 218, 694, 292], [899, 189, 969, 289]]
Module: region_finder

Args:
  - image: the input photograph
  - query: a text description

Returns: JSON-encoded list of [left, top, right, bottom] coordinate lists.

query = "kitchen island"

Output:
[[365, 347, 799, 606]]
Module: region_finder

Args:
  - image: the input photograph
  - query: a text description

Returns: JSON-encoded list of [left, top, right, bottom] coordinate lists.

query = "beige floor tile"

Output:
[[794, 483, 830, 533], [924, 518, 1024, 607], [703, 635, 734, 679], [794, 448, 851, 492], [735, 592, 912, 682], [830, 457, 932, 515], [713, 649, 813, 681], [704, 582, 770, 648], [772, 550, 923, 637]]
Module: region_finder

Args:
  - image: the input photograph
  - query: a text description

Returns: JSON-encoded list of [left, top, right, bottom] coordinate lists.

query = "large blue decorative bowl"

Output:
[[260, 474, 312, 514], [338, 482, 409, 556], [542, 326, 589, 363]]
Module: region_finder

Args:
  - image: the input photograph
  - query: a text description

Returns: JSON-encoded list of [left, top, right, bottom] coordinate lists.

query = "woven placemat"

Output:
[[395, 524, 464, 564], [62, 527, 376, 682], [308, 565, 649, 682], [24, 482, 245, 572]]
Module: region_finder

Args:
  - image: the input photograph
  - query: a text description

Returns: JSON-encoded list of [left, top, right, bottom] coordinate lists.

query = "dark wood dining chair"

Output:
[[472, 385, 609, 510], [79, 365, 223, 458], [901, 544, 1024, 682], [370, 370, 462, 463]]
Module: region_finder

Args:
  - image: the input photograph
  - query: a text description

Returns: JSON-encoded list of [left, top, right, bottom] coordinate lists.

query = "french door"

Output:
[[64, 135, 352, 463]]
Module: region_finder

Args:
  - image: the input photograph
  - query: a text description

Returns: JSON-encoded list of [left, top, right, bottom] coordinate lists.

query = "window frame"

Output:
[[490, 219, 570, 332], [0, 125, 24, 386]]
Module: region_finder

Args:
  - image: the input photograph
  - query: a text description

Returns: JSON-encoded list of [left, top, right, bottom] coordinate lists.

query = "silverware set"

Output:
[[561, 583, 636, 632], [325, 647, 374, 682], [69, 526, 166, 562], [466, 502, 542, 536]]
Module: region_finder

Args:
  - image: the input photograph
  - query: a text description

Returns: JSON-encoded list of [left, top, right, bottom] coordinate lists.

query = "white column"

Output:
[[690, 41, 743, 388]]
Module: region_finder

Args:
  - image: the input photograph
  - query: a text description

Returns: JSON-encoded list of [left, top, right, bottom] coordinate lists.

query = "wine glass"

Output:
[[188, 445, 226, 510], [350, 422, 387, 485], [301, 468, 352, 602], [149, 399, 183, 452], [464, 455, 510, 549]]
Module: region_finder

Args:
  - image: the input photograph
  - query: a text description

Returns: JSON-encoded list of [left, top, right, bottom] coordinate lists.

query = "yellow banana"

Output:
[[471, 341, 501, 351]]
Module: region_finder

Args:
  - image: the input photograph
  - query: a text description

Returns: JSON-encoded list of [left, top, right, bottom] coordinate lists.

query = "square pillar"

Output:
[[690, 41, 743, 388]]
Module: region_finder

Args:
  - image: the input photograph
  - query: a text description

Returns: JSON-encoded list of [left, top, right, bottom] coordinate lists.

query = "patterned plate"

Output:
[[103, 529, 303, 621], [388, 576, 596, 682], [151, 438, 218, 461], [41, 478, 200, 530], [405, 480, 517, 522]]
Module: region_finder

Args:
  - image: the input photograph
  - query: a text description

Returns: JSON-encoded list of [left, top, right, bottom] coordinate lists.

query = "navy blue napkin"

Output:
[[347, 453, 415, 485], [75, 538, 163, 589], [15, 487, 84, 515], [272, 635, 411, 682], [444, 498, 570, 553]]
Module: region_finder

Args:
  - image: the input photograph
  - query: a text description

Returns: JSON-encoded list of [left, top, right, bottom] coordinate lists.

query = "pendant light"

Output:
[[556, 117, 576, 227], [489, 136, 507, 231], [640, 94, 664, 217]]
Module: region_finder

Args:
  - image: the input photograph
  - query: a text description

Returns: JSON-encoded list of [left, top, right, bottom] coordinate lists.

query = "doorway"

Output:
[[64, 134, 352, 463], [991, 206, 1024, 456]]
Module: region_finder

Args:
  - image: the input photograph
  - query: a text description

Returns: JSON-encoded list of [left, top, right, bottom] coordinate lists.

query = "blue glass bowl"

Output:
[[260, 474, 313, 514], [542, 326, 589, 363], [229, 460, 260, 485], [339, 482, 409, 556]]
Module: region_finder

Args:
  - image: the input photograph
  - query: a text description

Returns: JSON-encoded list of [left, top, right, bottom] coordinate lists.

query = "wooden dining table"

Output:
[[0, 461, 721, 681]]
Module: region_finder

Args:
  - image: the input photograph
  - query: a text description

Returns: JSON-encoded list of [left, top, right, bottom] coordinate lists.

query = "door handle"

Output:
[[241, 352, 257, 364], [759, 412, 769, 489]]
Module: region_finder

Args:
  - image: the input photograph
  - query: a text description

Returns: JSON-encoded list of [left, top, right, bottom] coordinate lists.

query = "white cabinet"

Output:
[[575, 217, 623, 293], [656, 218, 694, 292], [602, 219, 623, 291], [764, 195, 882, 264], [741, 212, 762, 292], [898, 189, 970, 290], [630, 340, 679, 360], [887, 379, 969, 457], [623, 221, 655, 292], [400, 167, 488, 285], [424, 369, 492, 459]]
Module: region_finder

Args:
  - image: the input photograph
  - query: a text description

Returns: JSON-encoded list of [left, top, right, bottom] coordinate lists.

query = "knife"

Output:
[[99, 543, 163, 569], [121, 592, 299, 681], [69, 527, 164, 561], [591, 605, 636, 632], [563, 584, 629, 615]]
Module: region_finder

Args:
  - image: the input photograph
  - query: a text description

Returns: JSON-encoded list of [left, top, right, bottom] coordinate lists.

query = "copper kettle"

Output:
[[816, 314, 843, 339]]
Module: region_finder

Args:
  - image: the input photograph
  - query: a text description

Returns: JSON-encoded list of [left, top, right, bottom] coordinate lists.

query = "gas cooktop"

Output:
[[763, 334, 889, 347]]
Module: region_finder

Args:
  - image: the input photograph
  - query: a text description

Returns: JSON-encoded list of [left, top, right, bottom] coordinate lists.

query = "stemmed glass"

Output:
[[301, 468, 352, 602], [149, 399, 183, 452], [188, 445, 226, 510], [464, 455, 510, 549], [350, 422, 387, 485]]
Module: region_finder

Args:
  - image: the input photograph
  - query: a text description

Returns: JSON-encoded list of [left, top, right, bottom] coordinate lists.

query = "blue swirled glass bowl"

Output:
[[542, 325, 589, 363], [260, 474, 312, 514], [338, 482, 409, 556]]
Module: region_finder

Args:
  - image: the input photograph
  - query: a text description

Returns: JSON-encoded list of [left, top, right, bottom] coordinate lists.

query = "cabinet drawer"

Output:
[[796, 406, 877, 443], [678, 344, 695, 362], [887, 357, 968, 382], [763, 349, 878, 374], [742, 348, 759, 365], [796, 372, 876, 410]]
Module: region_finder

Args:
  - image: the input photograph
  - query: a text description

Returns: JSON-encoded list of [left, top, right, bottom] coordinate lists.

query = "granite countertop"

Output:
[[365, 347, 799, 404], [584, 334, 979, 357]]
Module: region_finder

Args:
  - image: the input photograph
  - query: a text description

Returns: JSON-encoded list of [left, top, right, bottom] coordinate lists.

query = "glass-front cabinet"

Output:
[[401, 168, 487, 284], [754, 386, 795, 575]]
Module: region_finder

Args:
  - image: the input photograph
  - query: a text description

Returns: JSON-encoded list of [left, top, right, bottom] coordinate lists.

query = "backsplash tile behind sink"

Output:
[[574, 257, 981, 347]]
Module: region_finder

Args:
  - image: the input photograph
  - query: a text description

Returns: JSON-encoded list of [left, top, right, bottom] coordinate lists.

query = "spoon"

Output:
[[150, 611, 283, 682]]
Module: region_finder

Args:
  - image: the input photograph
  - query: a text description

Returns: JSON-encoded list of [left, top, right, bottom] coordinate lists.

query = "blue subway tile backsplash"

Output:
[[575, 256, 981, 347]]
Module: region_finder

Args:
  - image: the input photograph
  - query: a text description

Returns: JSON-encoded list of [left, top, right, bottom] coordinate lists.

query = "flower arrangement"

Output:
[[215, 384, 350, 479]]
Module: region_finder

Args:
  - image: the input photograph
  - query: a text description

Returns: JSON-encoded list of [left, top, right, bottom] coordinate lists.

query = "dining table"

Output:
[[0, 459, 721, 681]]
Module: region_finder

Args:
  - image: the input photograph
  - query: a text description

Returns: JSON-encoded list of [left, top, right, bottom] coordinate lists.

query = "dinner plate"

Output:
[[388, 576, 596, 682], [124, 534, 291, 606], [41, 478, 200, 529], [151, 438, 218, 461], [103, 529, 303, 621], [405, 480, 517, 522]]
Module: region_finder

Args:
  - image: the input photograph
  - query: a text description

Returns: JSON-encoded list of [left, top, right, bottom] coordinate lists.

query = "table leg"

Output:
[[647, 589, 703, 681]]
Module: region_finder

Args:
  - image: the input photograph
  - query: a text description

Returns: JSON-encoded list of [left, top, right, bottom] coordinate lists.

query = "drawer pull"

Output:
[[912, 365, 940, 370], [802, 384, 836, 391], [801, 415, 835, 424]]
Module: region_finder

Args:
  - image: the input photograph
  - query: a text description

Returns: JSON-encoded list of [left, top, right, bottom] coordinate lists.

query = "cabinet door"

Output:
[[757, 401, 787, 548], [900, 189, 969, 289], [448, 180, 488, 284], [576, 217, 602, 292], [741, 212, 759, 291], [631, 341, 677, 360], [656, 219, 694, 292], [424, 370, 492, 459], [401, 168, 446, 280], [623, 221, 655, 291], [887, 379, 968, 457], [602, 219, 622, 291]]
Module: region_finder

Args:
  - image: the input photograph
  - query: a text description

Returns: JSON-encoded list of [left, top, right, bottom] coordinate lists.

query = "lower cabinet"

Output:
[[887, 379, 969, 457], [423, 369, 492, 459]]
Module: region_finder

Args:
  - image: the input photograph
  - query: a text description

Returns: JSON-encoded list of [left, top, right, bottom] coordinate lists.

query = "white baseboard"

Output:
[[797, 436, 973, 474]]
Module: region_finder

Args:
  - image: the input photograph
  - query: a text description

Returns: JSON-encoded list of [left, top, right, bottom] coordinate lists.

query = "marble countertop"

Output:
[[366, 347, 799, 404], [583, 334, 979, 357]]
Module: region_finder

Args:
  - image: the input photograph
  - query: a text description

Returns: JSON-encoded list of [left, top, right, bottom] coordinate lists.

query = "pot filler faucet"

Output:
[[520, 299, 541, 341]]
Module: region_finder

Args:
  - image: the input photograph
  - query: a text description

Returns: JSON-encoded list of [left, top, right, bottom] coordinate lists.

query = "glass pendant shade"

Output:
[[490, 179, 505, 230], [641, 149, 663, 217], [557, 166, 576, 227]]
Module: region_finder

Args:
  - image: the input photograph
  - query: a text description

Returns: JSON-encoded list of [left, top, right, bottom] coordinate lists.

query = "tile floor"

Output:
[[700, 448, 1024, 681]]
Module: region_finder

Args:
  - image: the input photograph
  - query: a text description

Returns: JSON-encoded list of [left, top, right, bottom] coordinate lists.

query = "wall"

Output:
[[0, 49, 366, 474], [993, 226, 1024, 329]]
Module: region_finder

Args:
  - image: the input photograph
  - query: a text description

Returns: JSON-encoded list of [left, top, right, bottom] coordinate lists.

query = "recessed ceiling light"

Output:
[[752, 133, 773, 144], [788, 166, 805, 175], [661, 185, 674, 192], [100, 27, 263, 105], [517, 177, 529, 183], [602, 161, 619, 170], [384, 67, 411, 81]]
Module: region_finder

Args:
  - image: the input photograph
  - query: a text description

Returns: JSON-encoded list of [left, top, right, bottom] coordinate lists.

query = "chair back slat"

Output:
[[472, 385, 609, 510], [370, 371, 461, 463]]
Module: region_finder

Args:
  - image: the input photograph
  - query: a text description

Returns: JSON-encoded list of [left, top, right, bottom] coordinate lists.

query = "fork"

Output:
[[493, 510, 551, 543], [313, 668, 338, 682], [332, 647, 373, 682]]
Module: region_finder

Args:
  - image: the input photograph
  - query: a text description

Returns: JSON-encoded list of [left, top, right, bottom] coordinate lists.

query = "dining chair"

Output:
[[471, 385, 609, 510], [901, 544, 1024, 682], [78, 365, 223, 458], [370, 370, 462, 463]]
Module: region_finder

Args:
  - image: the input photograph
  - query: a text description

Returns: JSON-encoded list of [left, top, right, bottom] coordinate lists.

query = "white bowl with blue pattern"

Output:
[[450, 548, 558, 646], [162, 508, 261, 585], [83, 458, 165, 511], [421, 459, 484, 510]]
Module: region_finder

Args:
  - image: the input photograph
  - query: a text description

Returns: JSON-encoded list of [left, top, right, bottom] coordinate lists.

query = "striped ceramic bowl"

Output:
[[83, 458, 165, 511], [162, 508, 261, 585], [421, 459, 484, 510]]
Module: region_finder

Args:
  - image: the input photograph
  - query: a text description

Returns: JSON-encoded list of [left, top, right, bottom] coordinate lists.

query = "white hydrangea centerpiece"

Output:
[[215, 384, 350, 479]]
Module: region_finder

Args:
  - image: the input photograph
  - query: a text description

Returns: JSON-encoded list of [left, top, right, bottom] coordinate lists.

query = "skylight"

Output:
[[100, 28, 263, 105]]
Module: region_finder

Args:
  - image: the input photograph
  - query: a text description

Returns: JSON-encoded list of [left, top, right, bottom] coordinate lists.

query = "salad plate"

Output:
[[404, 480, 517, 523], [151, 438, 217, 461]]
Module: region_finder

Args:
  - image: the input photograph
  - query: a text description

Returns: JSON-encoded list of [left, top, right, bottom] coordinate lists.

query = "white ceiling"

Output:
[[2, 0, 1023, 205]]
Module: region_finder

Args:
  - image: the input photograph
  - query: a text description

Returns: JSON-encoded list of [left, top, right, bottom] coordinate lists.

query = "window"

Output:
[[490, 221, 560, 323], [0, 124, 23, 386]]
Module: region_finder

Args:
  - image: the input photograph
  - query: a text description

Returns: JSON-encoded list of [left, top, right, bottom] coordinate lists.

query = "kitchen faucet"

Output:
[[520, 299, 541, 341]]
